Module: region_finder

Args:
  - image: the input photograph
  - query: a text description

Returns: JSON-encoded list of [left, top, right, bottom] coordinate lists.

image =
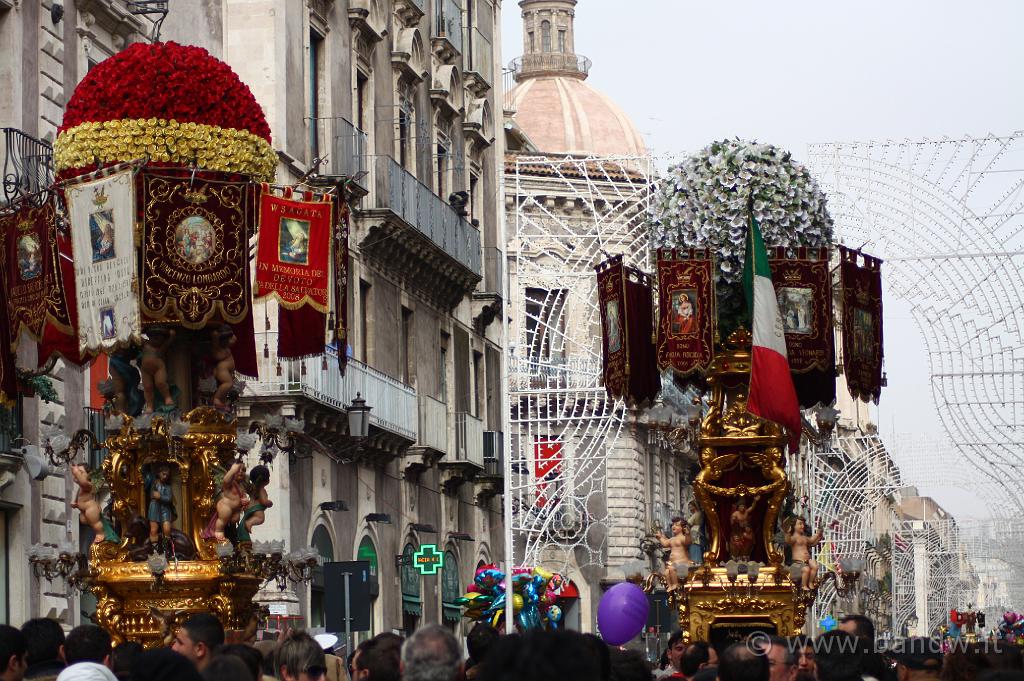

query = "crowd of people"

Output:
[[0, 613, 1022, 681]]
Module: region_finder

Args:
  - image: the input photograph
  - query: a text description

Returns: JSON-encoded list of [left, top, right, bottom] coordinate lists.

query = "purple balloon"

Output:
[[597, 582, 649, 645]]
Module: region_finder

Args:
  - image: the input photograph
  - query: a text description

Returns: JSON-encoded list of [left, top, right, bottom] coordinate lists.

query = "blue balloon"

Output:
[[597, 582, 649, 645]]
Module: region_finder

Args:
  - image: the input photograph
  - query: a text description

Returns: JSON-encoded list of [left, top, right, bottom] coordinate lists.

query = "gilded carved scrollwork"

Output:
[[85, 407, 262, 647]]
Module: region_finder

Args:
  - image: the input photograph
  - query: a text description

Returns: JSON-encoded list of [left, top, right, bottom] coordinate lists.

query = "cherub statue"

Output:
[[238, 465, 273, 543], [204, 460, 249, 543], [655, 516, 692, 592], [71, 463, 112, 544], [145, 463, 177, 546], [140, 326, 176, 413], [209, 324, 236, 410], [786, 516, 824, 589], [728, 496, 759, 560]]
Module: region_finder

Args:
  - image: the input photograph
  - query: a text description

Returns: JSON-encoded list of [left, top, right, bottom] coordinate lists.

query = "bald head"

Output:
[[720, 642, 769, 681]]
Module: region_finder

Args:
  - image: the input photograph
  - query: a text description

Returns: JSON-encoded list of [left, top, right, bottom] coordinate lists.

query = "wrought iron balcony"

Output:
[[245, 335, 417, 442], [315, 117, 369, 195], [361, 156, 481, 308], [510, 53, 591, 81], [482, 430, 503, 477], [432, 0, 464, 57], [464, 28, 493, 88], [2, 128, 53, 206], [416, 394, 448, 454], [453, 411, 484, 468]]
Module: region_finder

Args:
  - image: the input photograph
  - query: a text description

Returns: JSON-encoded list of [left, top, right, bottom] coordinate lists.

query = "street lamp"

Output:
[[347, 393, 371, 438]]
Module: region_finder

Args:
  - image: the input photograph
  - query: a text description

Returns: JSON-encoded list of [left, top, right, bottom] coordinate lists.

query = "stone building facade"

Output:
[[0, 0, 506, 641], [504, 0, 694, 633]]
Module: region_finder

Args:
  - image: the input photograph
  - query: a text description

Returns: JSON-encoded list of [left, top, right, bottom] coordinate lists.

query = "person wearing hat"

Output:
[[312, 635, 348, 681], [892, 638, 943, 681]]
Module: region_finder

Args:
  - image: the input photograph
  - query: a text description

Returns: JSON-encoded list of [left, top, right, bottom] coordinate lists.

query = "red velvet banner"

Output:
[[839, 245, 884, 403], [38, 227, 86, 367], [768, 246, 835, 408], [1, 198, 65, 350], [255, 187, 333, 312], [596, 256, 660, 406], [656, 248, 715, 378], [0, 256, 16, 406], [139, 171, 252, 329]]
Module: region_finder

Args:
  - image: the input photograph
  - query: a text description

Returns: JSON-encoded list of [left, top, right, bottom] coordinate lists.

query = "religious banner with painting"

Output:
[[768, 246, 835, 408], [839, 245, 884, 403], [1, 197, 58, 348], [655, 248, 715, 378], [65, 166, 142, 354], [139, 171, 253, 329], [0, 260, 16, 405], [255, 186, 333, 359], [255, 185, 333, 312], [596, 255, 660, 406]]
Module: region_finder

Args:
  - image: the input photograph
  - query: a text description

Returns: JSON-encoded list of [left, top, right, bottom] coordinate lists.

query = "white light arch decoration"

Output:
[[808, 134, 1024, 517], [509, 154, 654, 572], [808, 133, 1024, 631]]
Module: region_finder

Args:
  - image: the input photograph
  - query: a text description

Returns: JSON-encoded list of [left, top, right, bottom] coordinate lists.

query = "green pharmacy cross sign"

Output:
[[413, 544, 445, 575]]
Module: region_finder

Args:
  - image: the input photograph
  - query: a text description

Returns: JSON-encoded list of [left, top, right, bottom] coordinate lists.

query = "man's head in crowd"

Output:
[[815, 631, 863, 681], [757, 635, 797, 681], [0, 626, 27, 681], [719, 642, 768, 681], [401, 625, 462, 681], [62, 626, 112, 668], [276, 631, 326, 681], [353, 633, 402, 681], [171, 614, 224, 673], [20, 618, 65, 671]]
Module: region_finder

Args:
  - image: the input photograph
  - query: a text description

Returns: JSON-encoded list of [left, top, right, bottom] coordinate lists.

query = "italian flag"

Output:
[[742, 215, 801, 451]]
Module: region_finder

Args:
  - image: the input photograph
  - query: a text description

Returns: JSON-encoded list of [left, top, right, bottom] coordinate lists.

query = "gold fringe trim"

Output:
[[55, 119, 277, 181]]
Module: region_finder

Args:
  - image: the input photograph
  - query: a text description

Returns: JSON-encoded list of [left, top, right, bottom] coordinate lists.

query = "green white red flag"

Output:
[[742, 215, 801, 451]]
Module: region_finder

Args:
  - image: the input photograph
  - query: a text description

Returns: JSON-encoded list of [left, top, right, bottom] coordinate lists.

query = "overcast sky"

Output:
[[501, 1, 1024, 520]]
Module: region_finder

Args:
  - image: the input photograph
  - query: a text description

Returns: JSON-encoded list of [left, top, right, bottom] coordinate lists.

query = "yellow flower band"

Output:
[[54, 118, 278, 181]]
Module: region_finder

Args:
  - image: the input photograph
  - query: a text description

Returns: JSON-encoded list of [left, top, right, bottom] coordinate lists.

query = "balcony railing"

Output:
[[433, 0, 464, 54], [0, 400, 22, 455], [465, 28, 493, 86], [417, 394, 448, 452], [318, 117, 368, 188], [372, 156, 482, 275], [2, 128, 53, 206], [509, 356, 602, 391], [454, 412, 484, 468], [510, 53, 591, 80], [483, 430, 503, 477], [502, 68, 518, 114], [482, 247, 504, 296], [245, 334, 417, 441]]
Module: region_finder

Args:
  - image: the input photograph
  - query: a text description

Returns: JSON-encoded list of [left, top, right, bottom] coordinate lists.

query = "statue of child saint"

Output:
[[145, 463, 176, 546]]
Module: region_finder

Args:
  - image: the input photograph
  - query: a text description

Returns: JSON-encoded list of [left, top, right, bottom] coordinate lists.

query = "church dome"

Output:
[[508, 1, 645, 158], [510, 75, 647, 157]]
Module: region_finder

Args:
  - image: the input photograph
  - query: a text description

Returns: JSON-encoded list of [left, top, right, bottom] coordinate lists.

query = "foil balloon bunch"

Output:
[[998, 612, 1024, 642], [455, 564, 566, 631]]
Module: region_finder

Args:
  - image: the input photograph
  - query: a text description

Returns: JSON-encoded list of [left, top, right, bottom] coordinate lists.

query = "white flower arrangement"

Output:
[[650, 139, 833, 331]]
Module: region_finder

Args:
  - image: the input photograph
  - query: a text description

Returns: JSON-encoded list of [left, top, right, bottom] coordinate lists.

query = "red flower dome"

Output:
[[59, 41, 270, 142]]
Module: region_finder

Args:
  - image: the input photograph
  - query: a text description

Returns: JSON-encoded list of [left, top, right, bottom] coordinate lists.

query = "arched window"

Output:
[[401, 543, 421, 634], [441, 550, 461, 631], [310, 525, 335, 629], [541, 21, 551, 53]]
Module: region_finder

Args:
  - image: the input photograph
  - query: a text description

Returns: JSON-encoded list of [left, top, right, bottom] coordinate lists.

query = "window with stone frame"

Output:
[[541, 20, 551, 52], [309, 27, 326, 162], [398, 81, 416, 171], [435, 116, 454, 197]]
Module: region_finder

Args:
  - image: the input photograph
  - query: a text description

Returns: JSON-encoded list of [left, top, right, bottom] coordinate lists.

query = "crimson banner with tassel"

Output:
[[256, 186, 333, 359], [839, 245, 884, 403], [656, 248, 715, 378], [2, 198, 55, 348], [596, 255, 660, 406], [768, 246, 835, 408]]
